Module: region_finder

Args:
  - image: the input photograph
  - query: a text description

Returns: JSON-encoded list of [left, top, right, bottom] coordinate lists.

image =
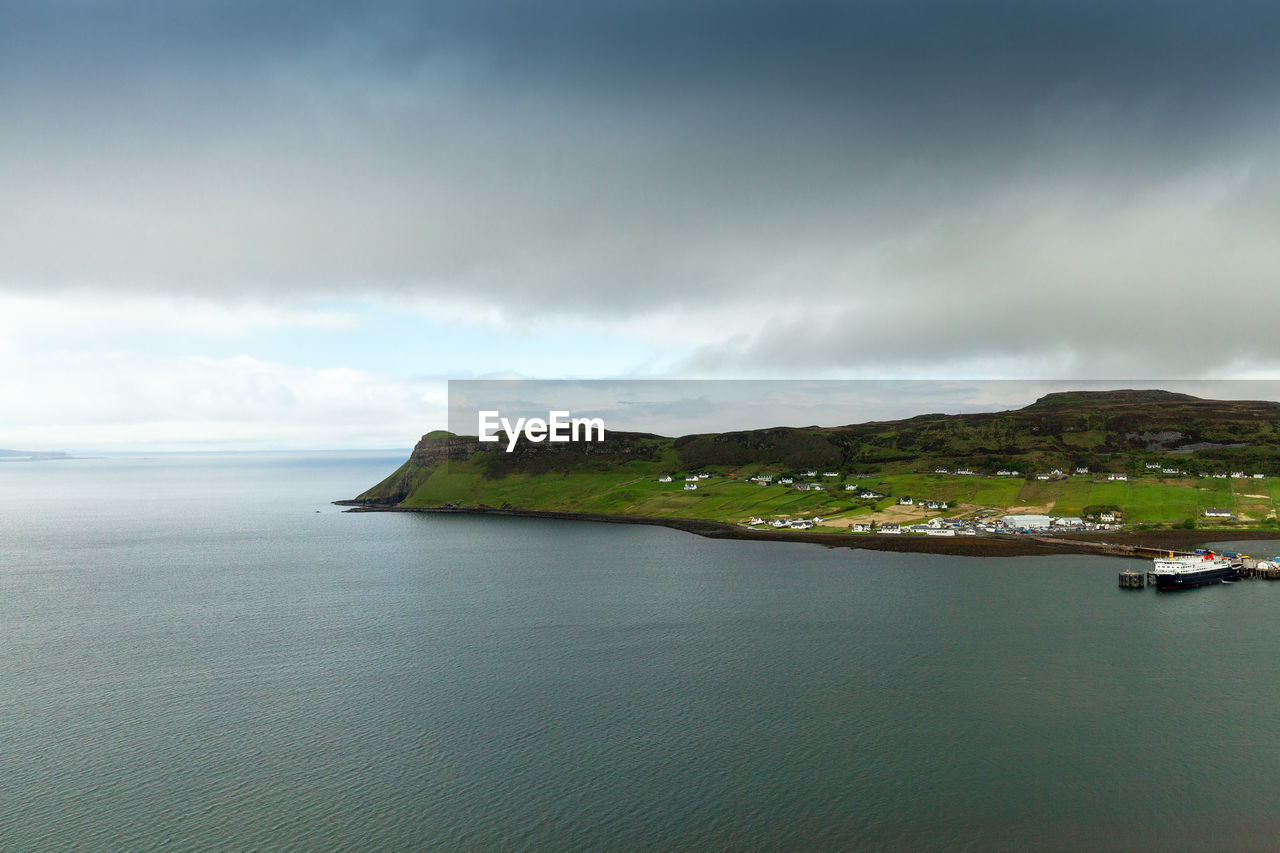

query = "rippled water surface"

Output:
[[4, 453, 1280, 850]]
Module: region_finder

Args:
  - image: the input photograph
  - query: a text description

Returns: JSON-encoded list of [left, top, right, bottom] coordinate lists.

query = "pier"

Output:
[[1255, 562, 1280, 580], [1118, 570, 1145, 589]]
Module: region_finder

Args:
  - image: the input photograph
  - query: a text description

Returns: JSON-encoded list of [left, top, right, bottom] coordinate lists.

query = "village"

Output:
[[653, 462, 1278, 536], [741, 512, 1107, 537]]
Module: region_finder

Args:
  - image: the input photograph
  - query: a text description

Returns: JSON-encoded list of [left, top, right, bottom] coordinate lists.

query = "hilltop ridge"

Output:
[[1020, 389, 1203, 410]]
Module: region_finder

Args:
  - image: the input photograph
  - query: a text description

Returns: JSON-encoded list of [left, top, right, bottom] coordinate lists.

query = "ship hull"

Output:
[[1154, 564, 1241, 590]]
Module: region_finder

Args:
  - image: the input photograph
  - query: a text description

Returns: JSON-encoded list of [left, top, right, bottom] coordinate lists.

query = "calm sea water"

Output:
[[4, 453, 1280, 851]]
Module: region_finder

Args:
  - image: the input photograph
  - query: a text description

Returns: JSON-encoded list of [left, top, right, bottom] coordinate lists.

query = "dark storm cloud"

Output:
[[3, 1, 1279, 373]]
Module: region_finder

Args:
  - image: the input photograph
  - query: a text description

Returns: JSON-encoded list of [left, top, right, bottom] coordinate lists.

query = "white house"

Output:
[[1100, 512, 1116, 522], [1255, 473, 1266, 479], [684, 483, 698, 491], [1075, 467, 1089, 474], [859, 491, 883, 500], [880, 523, 901, 534], [789, 520, 814, 529], [1204, 507, 1232, 518], [845, 484, 859, 491], [899, 497, 913, 505], [926, 527, 956, 537], [686, 476, 699, 482], [1145, 462, 1162, 469], [852, 522, 871, 533], [1162, 468, 1180, 474], [1231, 471, 1246, 478], [1036, 474, 1050, 480], [698, 473, 711, 479], [934, 467, 949, 474], [823, 471, 838, 477], [658, 475, 672, 483], [801, 470, 817, 477], [748, 517, 764, 525], [779, 477, 794, 484]]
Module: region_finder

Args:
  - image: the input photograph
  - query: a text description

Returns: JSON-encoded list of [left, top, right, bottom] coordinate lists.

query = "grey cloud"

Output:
[[3, 1, 1280, 375]]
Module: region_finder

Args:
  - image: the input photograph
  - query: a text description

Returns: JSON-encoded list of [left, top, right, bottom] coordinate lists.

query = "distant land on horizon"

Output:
[[352, 390, 1280, 535], [0, 449, 70, 461]]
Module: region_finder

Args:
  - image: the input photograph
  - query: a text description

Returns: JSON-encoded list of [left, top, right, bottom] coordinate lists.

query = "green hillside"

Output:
[[353, 390, 1280, 530]]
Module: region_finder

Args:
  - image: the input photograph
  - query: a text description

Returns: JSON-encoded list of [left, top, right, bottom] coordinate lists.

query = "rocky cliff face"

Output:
[[408, 432, 484, 466], [357, 429, 664, 504]]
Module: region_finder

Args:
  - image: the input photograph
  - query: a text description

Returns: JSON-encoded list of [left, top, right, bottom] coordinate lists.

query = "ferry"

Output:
[[1150, 552, 1241, 591]]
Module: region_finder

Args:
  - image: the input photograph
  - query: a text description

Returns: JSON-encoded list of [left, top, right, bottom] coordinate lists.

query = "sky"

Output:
[[3, 1, 1280, 450]]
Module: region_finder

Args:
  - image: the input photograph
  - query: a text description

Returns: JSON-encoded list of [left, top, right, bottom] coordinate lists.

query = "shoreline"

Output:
[[334, 501, 1280, 559]]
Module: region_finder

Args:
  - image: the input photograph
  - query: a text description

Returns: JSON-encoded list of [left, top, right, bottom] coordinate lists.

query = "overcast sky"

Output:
[[3, 1, 1280, 449]]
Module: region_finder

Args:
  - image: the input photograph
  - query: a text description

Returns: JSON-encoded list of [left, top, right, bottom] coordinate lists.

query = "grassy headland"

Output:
[[351, 390, 1280, 538]]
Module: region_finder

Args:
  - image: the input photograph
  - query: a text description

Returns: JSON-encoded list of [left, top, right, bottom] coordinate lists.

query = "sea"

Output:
[[4, 451, 1280, 851]]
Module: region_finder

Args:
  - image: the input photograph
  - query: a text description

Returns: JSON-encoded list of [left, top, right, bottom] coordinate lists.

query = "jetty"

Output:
[[1118, 570, 1145, 589]]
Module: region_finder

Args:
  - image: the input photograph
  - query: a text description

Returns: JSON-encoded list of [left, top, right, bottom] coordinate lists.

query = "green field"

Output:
[[383, 457, 1280, 528]]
